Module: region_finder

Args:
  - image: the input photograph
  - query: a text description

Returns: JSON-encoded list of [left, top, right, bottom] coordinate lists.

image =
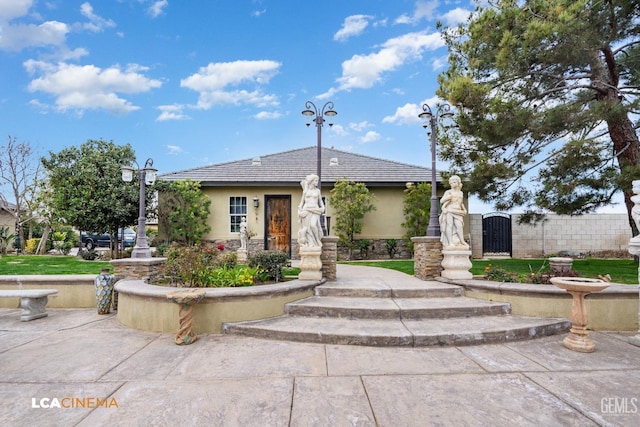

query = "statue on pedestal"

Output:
[[439, 175, 469, 250], [298, 174, 324, 248]]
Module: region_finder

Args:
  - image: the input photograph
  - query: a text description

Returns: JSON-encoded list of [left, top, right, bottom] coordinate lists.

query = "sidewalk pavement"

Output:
[[1, 267, 639, 426]]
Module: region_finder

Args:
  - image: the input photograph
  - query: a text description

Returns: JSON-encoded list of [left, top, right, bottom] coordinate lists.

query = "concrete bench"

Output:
[[0, 289, 58, 321]]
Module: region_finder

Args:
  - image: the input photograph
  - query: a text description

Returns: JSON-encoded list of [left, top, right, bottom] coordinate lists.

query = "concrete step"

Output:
[[222, 315, 571, 347], [285, 296, 511, 320], [316, 281, 463, 298]]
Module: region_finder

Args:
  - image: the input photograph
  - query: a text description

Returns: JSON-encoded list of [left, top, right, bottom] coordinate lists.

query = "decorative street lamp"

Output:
[[121, 158, 157, 258], [418, 103, 454, 237], [302, 100, 337, 235]]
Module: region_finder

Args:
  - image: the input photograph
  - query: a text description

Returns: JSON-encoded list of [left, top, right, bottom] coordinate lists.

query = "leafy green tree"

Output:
[[41, 139, 150, 256], [157, 179, 211, 246], [329, 179, 376, 258], [402, 182, 432, 253], [438, 0, 640, 232]]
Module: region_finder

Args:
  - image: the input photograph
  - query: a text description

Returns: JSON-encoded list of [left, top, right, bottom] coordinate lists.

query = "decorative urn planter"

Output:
[[94, 268, 115, 314]]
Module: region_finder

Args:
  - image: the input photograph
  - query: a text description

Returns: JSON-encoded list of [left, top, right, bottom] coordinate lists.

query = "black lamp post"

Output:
[[418, 103, 454, 237], [301, 101, 337, 191], [302, 100, 337, 235], [121, 158, 157, 258]]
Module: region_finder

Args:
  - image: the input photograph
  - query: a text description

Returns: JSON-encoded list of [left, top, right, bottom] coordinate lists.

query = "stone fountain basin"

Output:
[[550, 277, 609, 293]]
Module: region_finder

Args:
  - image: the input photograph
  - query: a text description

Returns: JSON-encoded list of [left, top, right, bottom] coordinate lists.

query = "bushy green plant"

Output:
[[0, 226, 16, 255], [483, 264, 517, 282], [357, 239, 370, 258], [81, 249, 102, 261], [164, 243, 220, 287], [248, 250, 289, 283], [385, 239, 398, 259], [208, 266, 256, 287]]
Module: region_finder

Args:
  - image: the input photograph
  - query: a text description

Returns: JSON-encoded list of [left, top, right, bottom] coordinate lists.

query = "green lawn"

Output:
[[341, 258, 640, 285], [0, 255, 112, 275]]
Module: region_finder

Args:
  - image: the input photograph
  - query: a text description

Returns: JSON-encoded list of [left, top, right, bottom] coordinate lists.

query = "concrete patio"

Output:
[[1, 306, 639, 426]]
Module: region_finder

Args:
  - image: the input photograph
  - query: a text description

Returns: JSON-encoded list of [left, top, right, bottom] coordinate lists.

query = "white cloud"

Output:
[[318, 31, 444, 98], [24, 60, 162, 115], [330, 124, 349, 137], [383, 96, 447, 126], [181, 60, 281, 109], [440, 7, 472, 26], [252, 9, 266, 17], [167, 144, 183, 155], [360, 130, 381, 143], [147, 1, 168, 18], [255, 111, 282, 120], [156, 104, 189, 121], [0, 20, 68, 51], [0, 0, 32, 21], [395, 1, 438, 25], [349, 121, 372, 132], [79, 2, 116, 32], [333, 14, 372, 42], [383, 102, 421, 125]]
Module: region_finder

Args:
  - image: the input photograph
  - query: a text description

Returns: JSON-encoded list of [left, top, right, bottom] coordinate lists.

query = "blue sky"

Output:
[[0, 0, 626, 213]]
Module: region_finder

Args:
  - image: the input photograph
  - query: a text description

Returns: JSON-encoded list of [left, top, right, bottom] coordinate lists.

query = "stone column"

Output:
[[110, 257, 167, 282], [411, 236, 443, 280], [321, 235, 338, 281]]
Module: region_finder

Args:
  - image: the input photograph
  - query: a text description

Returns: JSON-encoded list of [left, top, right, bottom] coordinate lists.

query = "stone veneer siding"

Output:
[[321, 236, 338, 281], [110, 258, 167, 282], [411, 236, 443, 280]]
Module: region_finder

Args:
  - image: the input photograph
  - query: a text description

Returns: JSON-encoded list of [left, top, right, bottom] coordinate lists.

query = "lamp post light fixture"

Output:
[[302, 100, 337, 236], [301, 101, 337, 193], [418, 103, 454, 237], [121, 158, 157, 258]]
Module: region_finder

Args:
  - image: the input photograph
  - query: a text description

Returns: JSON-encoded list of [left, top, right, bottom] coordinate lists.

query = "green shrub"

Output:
[[81, 249, 102, 261], [357, 239, 370, 258], [164, 243, 220, 287], [483, 264, 517, 282], [385, 239, 398, 259], [248, 250, 289, 283]]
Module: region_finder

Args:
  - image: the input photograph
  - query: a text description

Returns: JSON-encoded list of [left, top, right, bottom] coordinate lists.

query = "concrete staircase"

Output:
[[222, 265, 571, 347]]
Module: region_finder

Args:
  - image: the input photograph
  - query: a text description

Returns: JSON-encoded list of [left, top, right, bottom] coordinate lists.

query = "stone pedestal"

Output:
[[550, 277, 609, 353], [166, 289, 206, 345], [440, 249, 473, 280], [237, 248, 248, 263], [321, 236, 338, 281], [411, 236, 443, 280], [110, 257, 167, 282], [299, 246, 323, 281], [627, 238, 640, 347]]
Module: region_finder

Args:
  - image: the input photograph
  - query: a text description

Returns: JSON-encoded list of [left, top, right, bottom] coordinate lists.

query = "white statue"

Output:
[[239, 217, 248, 249], [298, 174, 324, 248], [439, 175, 469, 250]]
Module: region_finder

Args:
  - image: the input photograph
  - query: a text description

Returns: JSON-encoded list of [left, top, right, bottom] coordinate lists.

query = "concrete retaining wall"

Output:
[[0, 275, 96, 308]]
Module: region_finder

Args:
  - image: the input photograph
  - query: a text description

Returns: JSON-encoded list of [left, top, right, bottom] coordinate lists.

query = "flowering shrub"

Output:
[[217, 244, 225, 251], [483, 264, 517, 282], [163, 243, 248, 287], [248, 250, 290, 283]]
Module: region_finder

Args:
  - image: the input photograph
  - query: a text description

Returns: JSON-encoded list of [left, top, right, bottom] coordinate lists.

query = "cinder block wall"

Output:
[[469, 213, 632, 258]]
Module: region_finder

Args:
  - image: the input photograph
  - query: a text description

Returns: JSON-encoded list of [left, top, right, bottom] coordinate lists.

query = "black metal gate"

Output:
[[482, 212, 512, 256]]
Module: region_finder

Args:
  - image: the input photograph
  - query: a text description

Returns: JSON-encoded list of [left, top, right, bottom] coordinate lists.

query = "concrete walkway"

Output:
[[1, 266, 639, 426]]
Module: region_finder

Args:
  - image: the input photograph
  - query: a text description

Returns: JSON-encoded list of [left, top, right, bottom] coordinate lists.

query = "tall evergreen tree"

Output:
[[438, 0, 640, 233]]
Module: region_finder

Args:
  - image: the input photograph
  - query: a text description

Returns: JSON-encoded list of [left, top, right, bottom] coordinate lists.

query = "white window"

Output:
[[229, 196, 247, 232]]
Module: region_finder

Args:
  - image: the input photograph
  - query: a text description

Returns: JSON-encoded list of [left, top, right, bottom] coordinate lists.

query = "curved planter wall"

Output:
[[114, 279, 322, 333], [440, 278, 639, 331], [0, 275, 96, 308]]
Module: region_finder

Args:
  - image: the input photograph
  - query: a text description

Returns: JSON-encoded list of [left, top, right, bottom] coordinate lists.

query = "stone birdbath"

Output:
[[550, 277, 609, 353], [166, 289, 206, 345]]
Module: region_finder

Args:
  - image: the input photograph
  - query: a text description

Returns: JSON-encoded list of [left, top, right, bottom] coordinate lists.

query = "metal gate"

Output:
[[482, 212, 512, 256]]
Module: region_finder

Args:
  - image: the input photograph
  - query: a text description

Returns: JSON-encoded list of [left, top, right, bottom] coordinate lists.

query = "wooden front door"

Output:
[[265, 196, 291, 255]]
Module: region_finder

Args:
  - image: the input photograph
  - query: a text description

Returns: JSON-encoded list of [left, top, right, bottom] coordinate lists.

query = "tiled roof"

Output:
[[160, 146, 439, 187]]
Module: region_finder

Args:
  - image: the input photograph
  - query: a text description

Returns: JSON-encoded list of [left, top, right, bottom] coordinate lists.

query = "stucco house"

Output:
[[160, 146, 449, 259]]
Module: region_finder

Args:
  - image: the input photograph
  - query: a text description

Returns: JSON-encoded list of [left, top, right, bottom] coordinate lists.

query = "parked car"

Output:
[[81, 228, 136, 250]]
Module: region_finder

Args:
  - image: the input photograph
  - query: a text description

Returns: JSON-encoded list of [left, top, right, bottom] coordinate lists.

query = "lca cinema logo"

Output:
[[31, 397, 119, 409], [601, 396, 638, 415]]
